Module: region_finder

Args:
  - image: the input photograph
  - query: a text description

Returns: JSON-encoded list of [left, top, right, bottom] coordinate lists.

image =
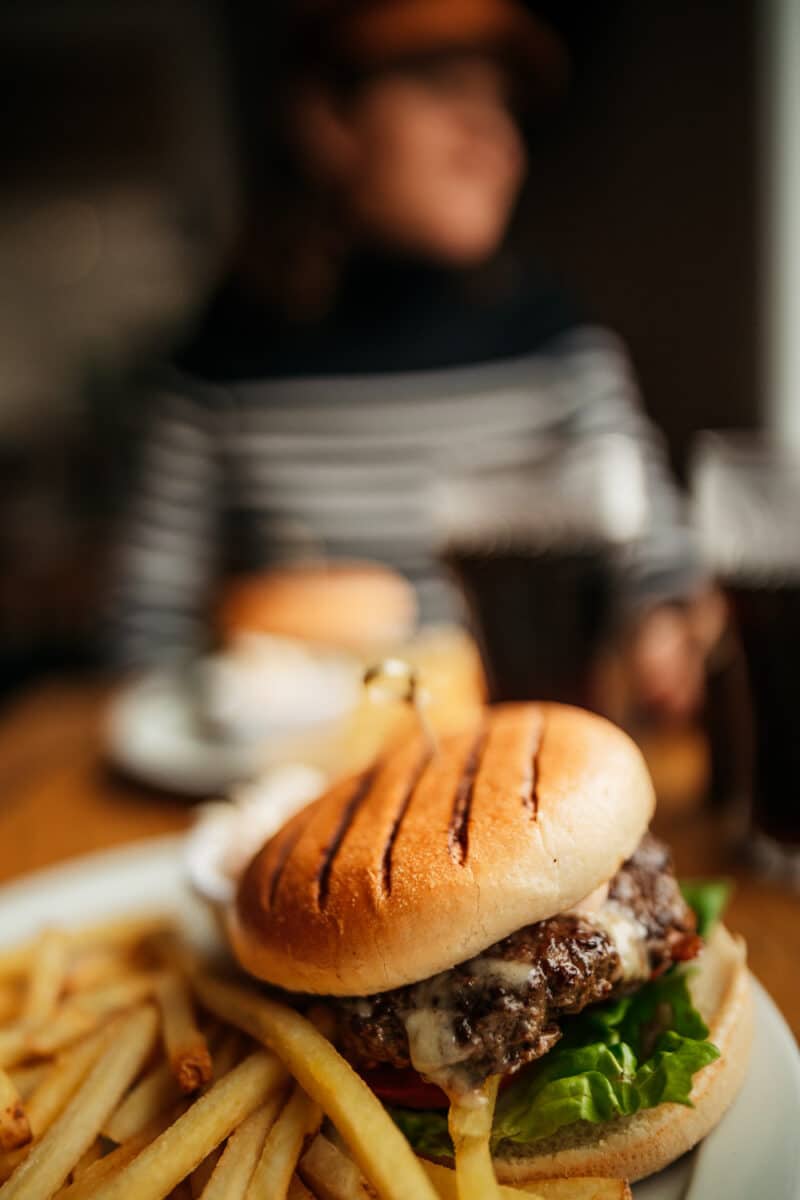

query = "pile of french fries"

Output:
[[0, 914, 631, 1200]]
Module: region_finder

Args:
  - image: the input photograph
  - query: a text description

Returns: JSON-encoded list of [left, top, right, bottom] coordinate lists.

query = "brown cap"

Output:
[[230, 702, 655, 995], [297, 0, 569, 100]]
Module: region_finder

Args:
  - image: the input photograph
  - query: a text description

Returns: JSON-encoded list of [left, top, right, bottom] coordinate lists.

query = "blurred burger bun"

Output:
[[217, 561, 417, 653]]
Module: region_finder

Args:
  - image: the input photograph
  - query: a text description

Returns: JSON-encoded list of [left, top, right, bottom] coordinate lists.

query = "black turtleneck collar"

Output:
[[174, 250, 581, 383]]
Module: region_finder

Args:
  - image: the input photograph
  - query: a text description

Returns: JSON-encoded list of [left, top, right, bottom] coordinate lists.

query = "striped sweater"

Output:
[[108, 263, 703, 665]]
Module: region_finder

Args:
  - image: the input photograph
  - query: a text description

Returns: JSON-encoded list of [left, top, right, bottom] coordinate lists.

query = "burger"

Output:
[[199, 560, 418, 753], [217, 561, 418, 654], [227, 703, 753, 1183]]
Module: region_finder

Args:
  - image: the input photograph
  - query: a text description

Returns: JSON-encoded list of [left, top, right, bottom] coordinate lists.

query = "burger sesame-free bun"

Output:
[[495, 922, 753, 1184], [217, 562, 417, 652], [230, 703, 655, 995]]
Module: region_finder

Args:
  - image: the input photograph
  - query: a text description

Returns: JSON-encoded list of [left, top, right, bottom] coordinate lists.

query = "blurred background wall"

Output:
[[0, 0, 760, 692], [524, 0, 758, 474], [0, 1, 237, 691]]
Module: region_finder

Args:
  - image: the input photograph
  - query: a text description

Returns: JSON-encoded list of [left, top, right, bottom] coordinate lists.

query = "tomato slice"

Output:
[[360, 1065, 516, 1109], [358, 1065, 450, 1110]]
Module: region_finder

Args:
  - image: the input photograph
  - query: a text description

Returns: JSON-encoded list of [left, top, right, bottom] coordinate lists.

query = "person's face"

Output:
[[300, 54, 528, 265]]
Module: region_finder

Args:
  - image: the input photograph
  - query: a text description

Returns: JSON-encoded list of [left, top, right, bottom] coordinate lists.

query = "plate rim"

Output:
[[0, 834, 185, 908]]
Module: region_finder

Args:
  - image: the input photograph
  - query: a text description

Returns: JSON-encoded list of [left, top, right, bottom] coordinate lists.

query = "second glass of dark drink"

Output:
[[437, 437, 649, 707], [693, 433, 800, 880]]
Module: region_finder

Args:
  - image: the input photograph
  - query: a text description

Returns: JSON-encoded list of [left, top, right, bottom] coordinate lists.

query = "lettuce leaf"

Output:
[[390, 970, 719, 1156], [680, 879, 732, 938], [491, 970, 719, 1148], [388, 880, 729, 1156], [391, 1107, 451, 1160]]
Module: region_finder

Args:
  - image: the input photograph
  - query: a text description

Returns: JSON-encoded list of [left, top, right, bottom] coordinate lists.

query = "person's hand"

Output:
[[625, 590, 727, 722]]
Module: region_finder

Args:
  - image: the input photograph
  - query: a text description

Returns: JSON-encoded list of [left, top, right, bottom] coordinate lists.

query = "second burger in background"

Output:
[[205, 561, 417, 745], [208, 560, 485, 770], [228, 702, 752, 1184], [217, 560, 418, 653]]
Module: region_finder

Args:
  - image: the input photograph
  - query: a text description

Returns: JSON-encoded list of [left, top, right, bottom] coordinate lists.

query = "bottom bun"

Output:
[[494, 923, 754, 1185]]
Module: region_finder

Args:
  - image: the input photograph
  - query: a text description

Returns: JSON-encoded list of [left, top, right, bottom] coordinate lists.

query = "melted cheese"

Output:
[[591, 899, 649, 982], [397, 896, 649, 1096], [468, 957, 534, 989], [404, 1007, 473, 1077]]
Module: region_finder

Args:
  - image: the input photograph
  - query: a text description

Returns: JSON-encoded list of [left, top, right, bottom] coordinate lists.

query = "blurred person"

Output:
[[108, 0, 719, 719]]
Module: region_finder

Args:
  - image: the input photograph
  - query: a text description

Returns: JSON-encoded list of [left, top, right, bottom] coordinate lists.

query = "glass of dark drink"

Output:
[[693, 432, 800, 880], [436, 436, 649, 708]]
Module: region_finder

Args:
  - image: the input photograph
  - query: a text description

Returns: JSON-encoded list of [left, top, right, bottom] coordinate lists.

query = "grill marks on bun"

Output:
[[317, 768, 378, 909], [231, 703, 656, 995], [443, 706, 543, 864], [464, 705, 545, 851], [266, 807, 317, 911], [525, 710, 545, 821], [447, 722, 489, 865], [382, 748, 434, 896]]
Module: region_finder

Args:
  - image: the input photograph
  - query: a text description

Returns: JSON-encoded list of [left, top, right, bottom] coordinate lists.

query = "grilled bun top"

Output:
[[230, 703, 655, 995], [217, 562, 417, 652]]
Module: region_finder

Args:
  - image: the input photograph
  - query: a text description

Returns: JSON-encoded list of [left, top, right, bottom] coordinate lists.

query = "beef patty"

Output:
[[333, 834, 698, 1095]]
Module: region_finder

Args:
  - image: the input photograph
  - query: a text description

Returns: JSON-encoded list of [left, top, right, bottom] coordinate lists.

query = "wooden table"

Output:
[[0, 680, 194, 879], [1, 679, 798, 1039]]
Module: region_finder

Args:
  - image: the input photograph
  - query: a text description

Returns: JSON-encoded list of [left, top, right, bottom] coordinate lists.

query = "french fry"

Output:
[[199, 1096, 284, 1200], [157, 973, 212, 1094], [189, 1147, 222, 1198], [0, 1031, 30, 1073], [86, 1051, 287, 1200], [193, 974, 439, 1200], [143, 928, 203, 973], [68, 912, 175, 956], [55, 1103, 189, 1200], [246, 1084, 322, 1200], [0, 1023, 113, 1182], [0, 1004, 158, 1200], [209, 1029, 244, 1082], [423, 1158, 518, 1199], [518, 1181, 632, 1200], [288, 1177, 316, 1200], [57, 973, 163, 1020], [0, 987, 20, 1025], [0, 1143, 25, 1181], [22, 930, 70, 1025], [0, 919, 634, 1200], [306, 1004, 336, 1040], [299, 1134, 378, 1200], [0, 1071, 30, 1153], [22, 1023, 111, 1137], [70, 1139, 103, 1180], [30, 972, 161, 1053], [448, 1077, 501, 1200], [0, 938, 55, 983], [0, 973, 161, 1068], [422, 1163, 632, 1200], [103, 1060, 181, 1143], [63, 949, 137, 995], [0, 1021, 92, 1075], [0, 915, 175, 981], [8, 1063, 49, 1101]]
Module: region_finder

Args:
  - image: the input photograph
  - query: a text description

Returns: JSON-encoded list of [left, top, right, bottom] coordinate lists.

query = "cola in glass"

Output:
[[444, 539, 614, 706]]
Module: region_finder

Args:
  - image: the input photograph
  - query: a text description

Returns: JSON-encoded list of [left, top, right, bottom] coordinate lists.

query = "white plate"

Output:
[[0, 840, 798, 1199], [105, 673, 268, 796], [105, 670, 344, 797]]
